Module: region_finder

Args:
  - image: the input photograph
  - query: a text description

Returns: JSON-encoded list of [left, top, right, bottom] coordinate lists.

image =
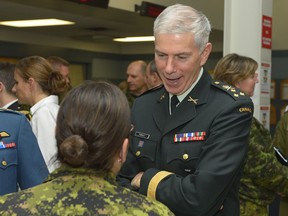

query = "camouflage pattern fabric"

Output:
[[125, 91, 136, 108], [274, 112, 288, 157], [240, 200, 268, 216], [0, 165, 174, 216], [273, 112, 288, 216], [239, 117, 288, 216]]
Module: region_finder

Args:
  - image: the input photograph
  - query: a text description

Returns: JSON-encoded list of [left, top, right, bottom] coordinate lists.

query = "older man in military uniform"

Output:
[[117, 4, 254, 216], [0, 109, 49, 195]]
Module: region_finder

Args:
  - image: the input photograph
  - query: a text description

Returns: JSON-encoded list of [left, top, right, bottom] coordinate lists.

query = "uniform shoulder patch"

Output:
[[212, 80, 248, 100]]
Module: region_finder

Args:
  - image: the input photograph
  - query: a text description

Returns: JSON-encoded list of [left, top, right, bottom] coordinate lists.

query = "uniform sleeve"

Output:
[[17, 115, 49, 190], [139, 99, 253, 215], [243, 122, 288, 196], [274, 113, 288, 157]]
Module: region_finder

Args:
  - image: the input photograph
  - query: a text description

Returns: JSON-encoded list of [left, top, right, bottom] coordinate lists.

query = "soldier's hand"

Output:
[[131, 172, 144, 189]]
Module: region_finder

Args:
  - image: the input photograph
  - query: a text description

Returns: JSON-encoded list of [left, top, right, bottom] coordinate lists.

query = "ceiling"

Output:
[[0, 0, 286, 55]]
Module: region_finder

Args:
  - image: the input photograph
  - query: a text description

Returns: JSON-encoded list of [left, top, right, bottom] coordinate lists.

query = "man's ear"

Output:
[[200, 42, 212, 66], [120, 138, 129, 164]]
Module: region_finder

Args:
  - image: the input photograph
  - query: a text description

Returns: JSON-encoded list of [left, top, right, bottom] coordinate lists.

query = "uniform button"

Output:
[[136, 151, 141, 157], [2, 160, 7, 166], [183, 154, 189, 160]]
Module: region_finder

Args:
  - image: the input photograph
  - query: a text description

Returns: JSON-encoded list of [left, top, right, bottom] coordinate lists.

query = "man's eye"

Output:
[[157, 53, 165, 58], [178, 56, 187, 60]]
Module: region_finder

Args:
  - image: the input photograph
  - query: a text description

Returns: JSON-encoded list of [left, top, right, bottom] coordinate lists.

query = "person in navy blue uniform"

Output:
[[117, 4, 254, 216], [0, 109, 49, 195]]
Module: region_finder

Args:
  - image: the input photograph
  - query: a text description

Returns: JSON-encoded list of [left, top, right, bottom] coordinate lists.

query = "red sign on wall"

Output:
[[262, 15, 272, 49]]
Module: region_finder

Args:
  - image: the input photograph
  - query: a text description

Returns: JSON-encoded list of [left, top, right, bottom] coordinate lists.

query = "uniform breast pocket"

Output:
[[0, 148, 18, 194], [131, 136, 158, 170], [0, 148, 17, 170], [166, 141, 203, 176]]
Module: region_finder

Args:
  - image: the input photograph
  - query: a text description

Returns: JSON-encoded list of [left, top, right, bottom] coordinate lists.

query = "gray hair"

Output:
[[154, 4, 211, 52]]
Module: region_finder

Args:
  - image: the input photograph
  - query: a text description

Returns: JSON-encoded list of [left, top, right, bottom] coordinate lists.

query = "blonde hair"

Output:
[[213, 53, 258, 86]]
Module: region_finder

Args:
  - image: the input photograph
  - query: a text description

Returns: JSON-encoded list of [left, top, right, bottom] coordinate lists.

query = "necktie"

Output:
[[171, 95, 179, 114]]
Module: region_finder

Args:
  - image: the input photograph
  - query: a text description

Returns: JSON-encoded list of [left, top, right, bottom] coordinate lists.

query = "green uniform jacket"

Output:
[[0, 165, 174, 216], [118, 70, 254, 216], [239, 117, 288, 216], [274, 112, 288, 156], [273, 112, 288, 216]]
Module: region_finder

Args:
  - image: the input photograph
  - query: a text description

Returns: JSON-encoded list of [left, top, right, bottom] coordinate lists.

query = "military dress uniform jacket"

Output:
[[118, 70, 254, 216], [0, 165, 175, 216], [0, 109, 49, 195]]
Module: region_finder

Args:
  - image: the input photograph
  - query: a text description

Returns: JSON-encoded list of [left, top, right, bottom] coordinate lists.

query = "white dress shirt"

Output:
[[169, 68, 203, 114], [30, 95, 60, 173]]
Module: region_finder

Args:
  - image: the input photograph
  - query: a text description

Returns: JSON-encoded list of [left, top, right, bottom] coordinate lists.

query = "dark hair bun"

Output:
[[59, 135, 88, 166]]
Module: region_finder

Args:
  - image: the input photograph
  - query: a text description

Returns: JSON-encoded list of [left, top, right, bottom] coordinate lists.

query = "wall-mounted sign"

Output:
[[262, 15, 272, 49]]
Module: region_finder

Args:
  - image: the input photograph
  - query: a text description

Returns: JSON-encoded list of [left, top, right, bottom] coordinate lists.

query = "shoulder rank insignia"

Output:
[[18, 110, 32, 121], [213, 80, 246, 99], [0, 131, 10, 139]]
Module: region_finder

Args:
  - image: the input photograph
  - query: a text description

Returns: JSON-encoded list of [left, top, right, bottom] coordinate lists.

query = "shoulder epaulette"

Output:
[[212, 80, 248, 100], [18, 110, 32, 121]]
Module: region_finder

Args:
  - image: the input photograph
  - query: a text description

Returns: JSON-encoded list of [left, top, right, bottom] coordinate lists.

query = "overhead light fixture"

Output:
[[113, 36, 154, 42], [0, 19, 75, 27]]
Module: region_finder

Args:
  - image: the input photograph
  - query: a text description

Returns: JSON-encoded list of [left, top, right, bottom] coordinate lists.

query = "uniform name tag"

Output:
[[174, 132, 206, 142], [135, 131, 150, 139]]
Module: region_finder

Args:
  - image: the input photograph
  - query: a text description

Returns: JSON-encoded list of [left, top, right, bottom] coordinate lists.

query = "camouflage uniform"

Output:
[[239, 117, 288, 216], [126, 91, 136, 108], [0, 165, 174, 216], [273, 112, 288, 216]]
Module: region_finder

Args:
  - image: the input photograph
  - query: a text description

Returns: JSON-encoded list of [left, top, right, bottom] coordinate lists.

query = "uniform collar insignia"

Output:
[[159, 93, 166, 101], [188, 96, 198, 105]]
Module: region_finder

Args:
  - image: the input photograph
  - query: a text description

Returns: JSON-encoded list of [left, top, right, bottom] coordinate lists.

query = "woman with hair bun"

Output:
[[0, 80, 174, 216], [12, 56, 67, 172]]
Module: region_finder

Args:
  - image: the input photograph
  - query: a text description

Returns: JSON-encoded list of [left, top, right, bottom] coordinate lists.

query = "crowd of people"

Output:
[[0, 3, 287, 216]]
